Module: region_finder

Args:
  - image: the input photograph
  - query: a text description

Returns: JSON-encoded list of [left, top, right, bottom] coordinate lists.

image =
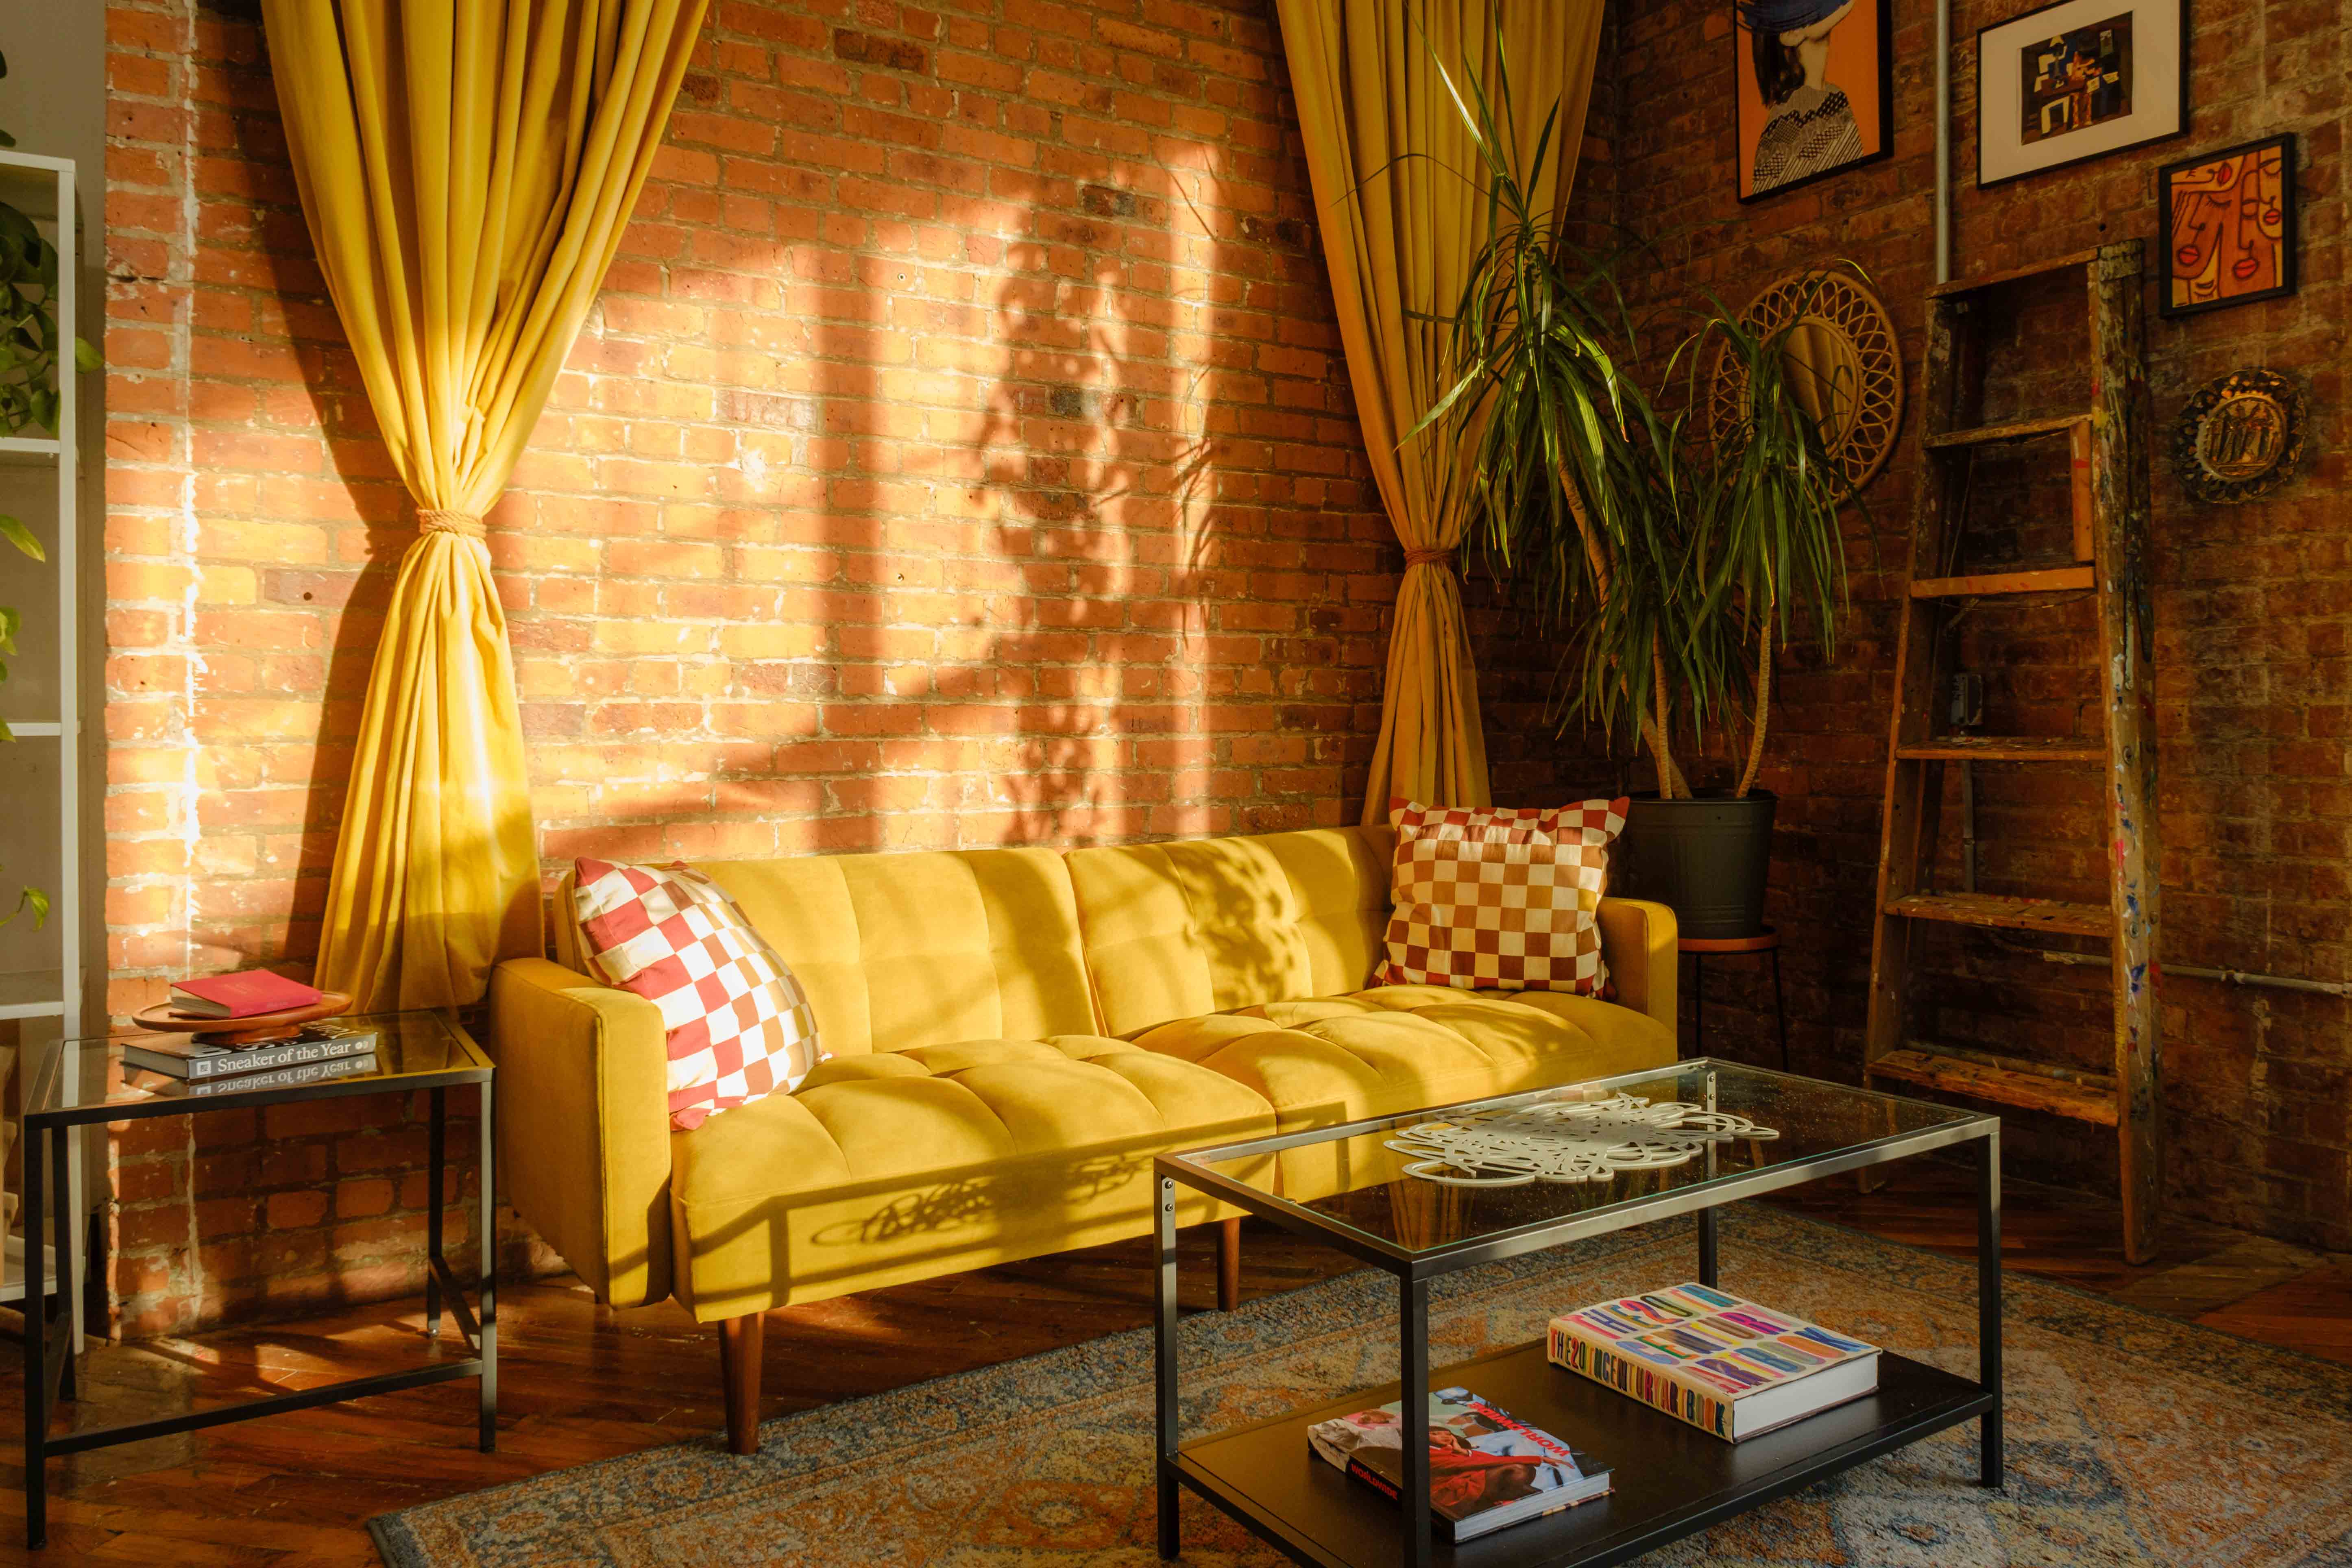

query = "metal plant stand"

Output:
[[1153, 1061, 2001, 1568]]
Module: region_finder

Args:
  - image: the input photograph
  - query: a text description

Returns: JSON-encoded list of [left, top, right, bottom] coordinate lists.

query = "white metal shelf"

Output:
[[2, 723, 63, 738], [0, 146, 84, 1350], [0, 437, 63, 466]]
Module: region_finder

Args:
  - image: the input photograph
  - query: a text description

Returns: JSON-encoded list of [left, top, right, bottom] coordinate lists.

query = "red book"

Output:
[[169, 971, 323, 1019]]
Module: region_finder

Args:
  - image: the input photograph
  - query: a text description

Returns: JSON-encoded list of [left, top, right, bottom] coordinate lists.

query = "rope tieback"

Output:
[[1403, 546, 1456, 569], [417, 509, 486, 538]]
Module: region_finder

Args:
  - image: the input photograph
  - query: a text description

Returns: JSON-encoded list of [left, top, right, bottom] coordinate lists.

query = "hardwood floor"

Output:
[[0, 1162, 2343, 1565]]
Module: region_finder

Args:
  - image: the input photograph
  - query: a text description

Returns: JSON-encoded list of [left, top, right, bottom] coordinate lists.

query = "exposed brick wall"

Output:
[[94, 0, 1615, 1333], [1599, 0, 2350, 1246]]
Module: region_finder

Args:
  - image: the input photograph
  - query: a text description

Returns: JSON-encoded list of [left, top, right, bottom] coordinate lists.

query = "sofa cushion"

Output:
[[1067, 827, 1391, 1036], [665, 1035, 1275, 1316], [1380, 797, 1628, 995], [570, 858, 826, 1128], [555, 846, 1098, 1056], [1125, 984, 1676, 1199]]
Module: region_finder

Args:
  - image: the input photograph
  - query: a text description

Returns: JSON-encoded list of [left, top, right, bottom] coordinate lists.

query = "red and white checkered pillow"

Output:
[[1378, 797, 1630, 994], [571, 858, 824, 1129]]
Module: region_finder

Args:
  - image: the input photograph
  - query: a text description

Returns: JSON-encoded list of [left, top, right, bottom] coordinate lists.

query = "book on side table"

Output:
[[168, 970, 325, 1018], [1548, 1282, 1881, 1441], [124, 1021, 381, 1082], [1306, 1386, 1613, 1542]]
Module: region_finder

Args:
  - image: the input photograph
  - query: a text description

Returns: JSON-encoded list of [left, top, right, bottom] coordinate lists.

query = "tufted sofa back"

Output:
[[551, 846, 1101, 1054], [1064, 827, 1395, 1037]]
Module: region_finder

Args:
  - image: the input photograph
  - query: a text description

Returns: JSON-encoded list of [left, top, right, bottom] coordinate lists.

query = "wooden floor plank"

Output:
[[0, 1177, 2332, 1565]]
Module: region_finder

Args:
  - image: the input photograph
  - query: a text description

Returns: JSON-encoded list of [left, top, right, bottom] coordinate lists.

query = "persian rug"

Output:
[[371, 1208, 2352, 1566]]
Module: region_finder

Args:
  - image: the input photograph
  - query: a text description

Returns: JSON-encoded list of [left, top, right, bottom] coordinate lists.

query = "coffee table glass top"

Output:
[[1163, 1059, 1992, 1264], [27, 1011, 490, 1123]]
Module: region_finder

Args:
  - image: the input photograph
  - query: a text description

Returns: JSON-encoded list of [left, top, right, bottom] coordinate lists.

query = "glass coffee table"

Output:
[[1152, 1059, 2000, 1568]]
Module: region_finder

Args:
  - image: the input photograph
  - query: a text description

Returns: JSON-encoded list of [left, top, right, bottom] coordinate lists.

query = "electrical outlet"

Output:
[[1949, 671, 1984, 729]]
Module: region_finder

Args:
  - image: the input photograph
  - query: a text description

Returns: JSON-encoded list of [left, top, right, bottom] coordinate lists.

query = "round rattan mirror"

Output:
[[1707, 269, 1903, 494]]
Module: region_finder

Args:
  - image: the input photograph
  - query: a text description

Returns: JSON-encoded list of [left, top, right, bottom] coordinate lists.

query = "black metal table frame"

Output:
[[20, 1048, 497, 1550], [1153, 1060, 2001, 1568]]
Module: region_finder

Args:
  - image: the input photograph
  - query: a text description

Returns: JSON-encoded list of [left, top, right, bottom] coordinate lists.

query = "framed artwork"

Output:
[[2157, 134, 2296, 317], [1977, 0, 2189, 187], [1734, 0, 1894, 203]]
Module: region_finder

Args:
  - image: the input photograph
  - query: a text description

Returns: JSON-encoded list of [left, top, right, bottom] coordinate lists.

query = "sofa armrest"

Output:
[[1598, 898, 1678, 1042], [486, 957, 675, 1309]]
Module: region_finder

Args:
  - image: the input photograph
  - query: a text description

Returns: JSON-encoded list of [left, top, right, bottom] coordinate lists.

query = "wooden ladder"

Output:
[[1864, 242, 2163, 1263]]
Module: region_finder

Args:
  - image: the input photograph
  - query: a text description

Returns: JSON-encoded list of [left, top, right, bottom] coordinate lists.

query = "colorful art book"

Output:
[[1306, 1386, 1612, 1542], [1546, 1282, 1879, 1442]]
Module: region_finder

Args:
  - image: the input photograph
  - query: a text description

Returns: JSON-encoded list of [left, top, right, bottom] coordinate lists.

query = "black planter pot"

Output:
[[1610, 789, 1777, 940]]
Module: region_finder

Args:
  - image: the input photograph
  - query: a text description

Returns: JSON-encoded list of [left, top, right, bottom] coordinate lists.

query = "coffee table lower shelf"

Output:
[[1167, 1340, 1992, 1568]]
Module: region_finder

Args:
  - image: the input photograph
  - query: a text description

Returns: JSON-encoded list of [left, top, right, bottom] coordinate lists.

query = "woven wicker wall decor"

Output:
[[1708, 269, 1904, 494]]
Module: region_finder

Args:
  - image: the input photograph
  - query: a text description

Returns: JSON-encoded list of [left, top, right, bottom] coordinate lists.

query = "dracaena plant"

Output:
[[1412, 44, 1851, 798]]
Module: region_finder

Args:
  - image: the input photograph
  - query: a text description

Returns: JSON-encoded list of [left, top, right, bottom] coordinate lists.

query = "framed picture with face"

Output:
[[2157, 134, 2296, 318], [1735, 0, 1894, 203], [1977, 0, 2190, 186]]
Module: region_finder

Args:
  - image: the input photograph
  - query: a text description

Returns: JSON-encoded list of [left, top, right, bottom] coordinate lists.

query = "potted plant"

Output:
[[1416, 60, 1852, 937]]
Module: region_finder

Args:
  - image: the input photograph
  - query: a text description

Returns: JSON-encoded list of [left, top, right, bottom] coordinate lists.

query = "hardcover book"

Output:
[[1306, 1386, 1612, 1542], [181, 1053, 379, 1097], [1547, 1281, 1880, 1442], [125, 1021, 381, 1082], [168, 970, 324, 1019]]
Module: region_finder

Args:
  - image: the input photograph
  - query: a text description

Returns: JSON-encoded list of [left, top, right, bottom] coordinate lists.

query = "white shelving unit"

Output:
[[0, 148, 83, 1342]]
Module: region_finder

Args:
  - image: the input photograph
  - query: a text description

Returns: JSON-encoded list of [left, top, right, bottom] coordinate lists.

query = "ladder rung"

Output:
[[1883, 892, 2111, 937], [1925, 413, 2091, 449], [1895, 736, 2103, 763], [1911, 566, 2093, 598], [1870, 1047, 2119, 1124], [1925, 246, 2108, 298]]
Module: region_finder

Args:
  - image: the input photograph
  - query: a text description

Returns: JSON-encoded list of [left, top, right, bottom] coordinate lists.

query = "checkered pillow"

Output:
[[570, 858, 824, 1129], [1378, 797, 1630, 994]]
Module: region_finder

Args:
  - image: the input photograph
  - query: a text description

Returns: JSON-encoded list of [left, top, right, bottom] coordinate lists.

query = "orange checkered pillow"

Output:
[[571, 858, 825, 1129], [1378, 797, 1630, 994]]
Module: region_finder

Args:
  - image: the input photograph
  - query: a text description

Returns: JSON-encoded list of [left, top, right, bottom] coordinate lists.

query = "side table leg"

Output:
[[1697, 1206, 1719, 1288], [478, 1076, 498, 1453], [425, 1087, 445, 1339], [24, 1124, 46, 1550], [1401, 1274, 1431, 1568], [1979, 1129, 2003, 1488], [50, 1120, 74, 1402], [1154, 1176, 1181, 1559], [1771, 946, 1790, 1072]]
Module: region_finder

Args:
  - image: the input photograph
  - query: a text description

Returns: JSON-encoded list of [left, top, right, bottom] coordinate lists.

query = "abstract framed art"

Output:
[[2157, 134, 2297, 318], [1734, 0, 1894, 203], [1977, 0, 2189, 187]]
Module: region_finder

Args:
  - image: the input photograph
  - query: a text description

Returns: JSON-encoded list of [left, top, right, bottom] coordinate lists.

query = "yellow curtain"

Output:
[[259, 0, 710, 1009], [1273, 0, 1605, 823]]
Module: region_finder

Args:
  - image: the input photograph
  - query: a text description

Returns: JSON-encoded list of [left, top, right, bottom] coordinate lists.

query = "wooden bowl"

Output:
[[132, 992, 353, 1045]]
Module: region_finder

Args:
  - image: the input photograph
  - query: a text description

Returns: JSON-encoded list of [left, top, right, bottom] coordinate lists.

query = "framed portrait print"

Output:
[[1734, 0, 1894, 203], [1977, 0, 2189, 187], [2158, 134, 2296, 317]]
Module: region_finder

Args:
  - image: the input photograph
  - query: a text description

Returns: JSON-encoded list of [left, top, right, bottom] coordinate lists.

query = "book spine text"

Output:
[[1547, 1324, 1732, 1440]]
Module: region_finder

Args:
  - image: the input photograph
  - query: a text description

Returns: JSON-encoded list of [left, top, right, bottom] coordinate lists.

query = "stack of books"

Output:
[[1548, 1281, 1881, 1440], [1306, 1387, 1612, 1542], [128, 972, 379, 1095]]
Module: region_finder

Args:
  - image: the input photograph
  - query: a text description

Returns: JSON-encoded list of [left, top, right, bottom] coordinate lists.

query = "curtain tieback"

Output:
[[1404, 547, 1456, 569], [418, 509, 486, 538]]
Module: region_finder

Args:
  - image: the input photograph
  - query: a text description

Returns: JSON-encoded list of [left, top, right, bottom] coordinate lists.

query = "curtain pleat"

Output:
[[1272, 0, 1605, 823], [259, 0, 709, 1008]]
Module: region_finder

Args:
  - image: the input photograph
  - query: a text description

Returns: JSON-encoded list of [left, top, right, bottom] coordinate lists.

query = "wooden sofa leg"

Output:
[[719, 1311, 765, 1455], [1218, 1217, 1242, 1311]]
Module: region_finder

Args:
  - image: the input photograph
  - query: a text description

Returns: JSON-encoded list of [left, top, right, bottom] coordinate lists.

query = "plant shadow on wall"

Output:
[[959, 170, 1227, 850], [1409, 51, 1862, 938]]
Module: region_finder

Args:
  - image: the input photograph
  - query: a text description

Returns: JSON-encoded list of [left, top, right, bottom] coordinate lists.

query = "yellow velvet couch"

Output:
[[487, 825, 1677, 1451]]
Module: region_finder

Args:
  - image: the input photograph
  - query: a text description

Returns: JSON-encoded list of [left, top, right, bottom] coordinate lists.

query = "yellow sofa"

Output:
[[487, 825, 1677, 1451]]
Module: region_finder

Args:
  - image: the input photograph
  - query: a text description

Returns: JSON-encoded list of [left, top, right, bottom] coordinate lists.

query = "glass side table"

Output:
[[18, 1010, 496, 1549]]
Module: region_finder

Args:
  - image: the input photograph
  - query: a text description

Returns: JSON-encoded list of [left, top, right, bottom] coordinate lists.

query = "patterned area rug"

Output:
[[371, 1209, 2352, 1566]]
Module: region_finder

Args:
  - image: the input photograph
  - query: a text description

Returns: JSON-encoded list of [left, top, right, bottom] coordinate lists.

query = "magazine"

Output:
[[1306, 1386, 1611, 1542]]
